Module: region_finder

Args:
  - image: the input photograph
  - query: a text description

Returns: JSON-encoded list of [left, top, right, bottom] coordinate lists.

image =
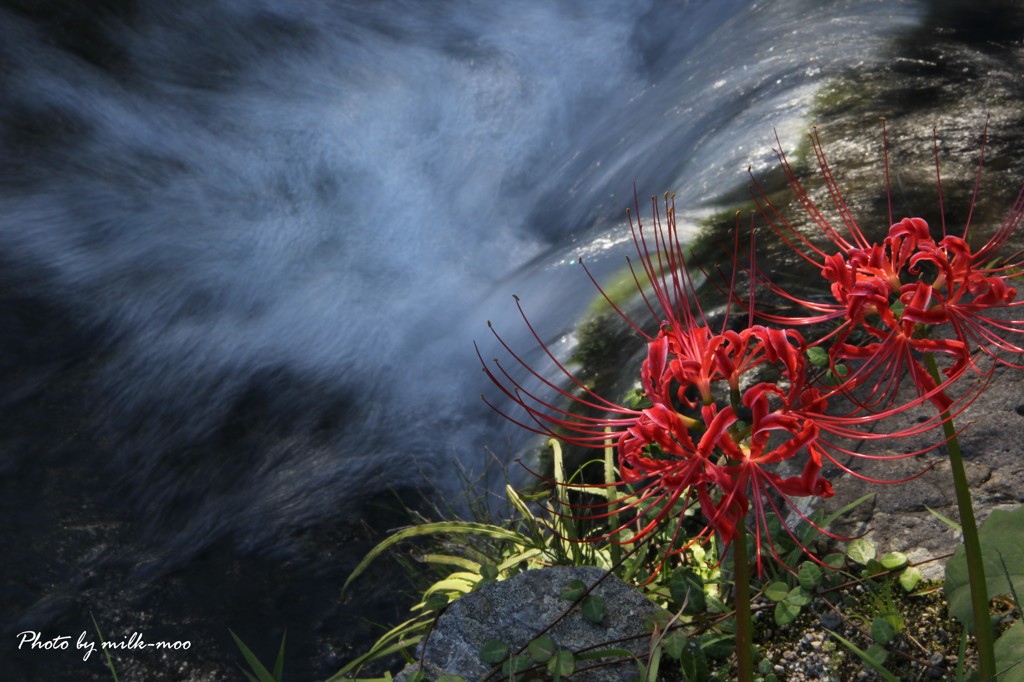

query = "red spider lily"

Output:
[[905, 227, 1024, 365], [748, 122, 1024, 417], [568, 325, 844, 574], [479, 194, 918, 573], [815, 218, 971, 413]]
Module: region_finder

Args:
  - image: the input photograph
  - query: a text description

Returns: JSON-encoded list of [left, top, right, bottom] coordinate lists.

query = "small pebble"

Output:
[[927, 652, 946, 679], [820, 611, 842, 629]]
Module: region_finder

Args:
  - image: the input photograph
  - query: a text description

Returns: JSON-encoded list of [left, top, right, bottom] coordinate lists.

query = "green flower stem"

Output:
[[732, 520, 754, 682], [922, 352, 995, 680]]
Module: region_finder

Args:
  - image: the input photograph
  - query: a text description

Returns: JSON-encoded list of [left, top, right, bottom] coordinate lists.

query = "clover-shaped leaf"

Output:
[[784, 587, 813, 607], [528, 636, 556, 663], [846, 538, 876, 565], [765, 581, 790, 602], [879, 552, 907, 571], [669, 568, 706, 614], [560, 579, 587, 601], [774, 600, 801, 626], [547, 650, 575, 678], [582, 595, 605, 623], [798, 562, 823, 591], [501, 654, 531, 677], [479, 639, 508, 664], [898, 567, 922, 593], [871, 617, 895, 645], [806, 346, 828, 367], [663, 629, 688, 660]]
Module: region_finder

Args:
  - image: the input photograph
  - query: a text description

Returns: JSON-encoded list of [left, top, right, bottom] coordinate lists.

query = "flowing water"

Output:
[[0, 0, 951, 678]]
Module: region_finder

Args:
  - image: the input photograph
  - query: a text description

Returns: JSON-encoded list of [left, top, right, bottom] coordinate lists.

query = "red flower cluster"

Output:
[[484, 196, 905, 573], [481, 123, 1024, 575], [751, 125, 1024, 415], [616, 322, 835, 562]]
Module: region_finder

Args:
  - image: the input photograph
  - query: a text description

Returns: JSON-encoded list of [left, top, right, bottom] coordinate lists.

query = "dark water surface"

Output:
[[1, 0, 977, 678]]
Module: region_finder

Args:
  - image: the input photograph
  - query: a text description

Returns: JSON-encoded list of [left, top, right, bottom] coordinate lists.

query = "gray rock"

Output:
[[821, 361, 1024, 581], [395, 566, 664, 682]]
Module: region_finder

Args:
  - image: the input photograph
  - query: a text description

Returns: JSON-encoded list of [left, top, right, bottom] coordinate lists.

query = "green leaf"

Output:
[[764, 581, 790, 602], [819, 494, 876, 530], [582, 595, 605, 623], [994, 618, 1024, 682], [774, 600, 801, 626], [679, 641, 708, 681], [406, 671, 426, 682], [826, 629, 900, 682], [846, 538, 876, 565], [644, 610, 672, 633], [798, 562, 823, 591], [899, 567, 922, 593], [422, 575, 478, 596], [323, 615, 426, 680], [925, 505, 962, 533], [479, 639, 509, 664], [423, 593, 449, 611], [229, 630, 281, 682], [271, 633, 285, 682], [705, 594, 729, 614], [784, 587, 813, 607], [865, 644, 889, 665], [498, 548, 544, 573], [501, 654, 531, 677], [806, 346, 828, 367], [643, 644, 661, 682], [945, 506, 1024, 633], [419, 553, 481, 572], [528, 636, 556, 663], [479, 564, 500, 581], [871, 617, 895, 645], [436, 675, 466, 682], [560, 579, 587, 601], [697, 633, 736, 660], [879, 552, 908, 571], [505, 483, 538, 520], [90, 614, 120, 682], [669, 568, 707, 614], [823, 553, 846, 570], [662, 630, 688, 660], [826, 364, 850, 385], [547, 650, 575, 678], [342, 521, 531, 596]]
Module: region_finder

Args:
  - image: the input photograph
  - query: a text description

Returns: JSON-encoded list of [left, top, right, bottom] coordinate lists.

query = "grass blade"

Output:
[[90, 613, 119, 682], [826, 629, 899, 682], [342, 522, 531, 596], [229, 629, 279, 682]]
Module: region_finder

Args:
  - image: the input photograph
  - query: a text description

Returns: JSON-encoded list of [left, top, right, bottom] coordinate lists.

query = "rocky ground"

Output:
[[819, 359, 1024, 584], [749, 352, 1024, 681]]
